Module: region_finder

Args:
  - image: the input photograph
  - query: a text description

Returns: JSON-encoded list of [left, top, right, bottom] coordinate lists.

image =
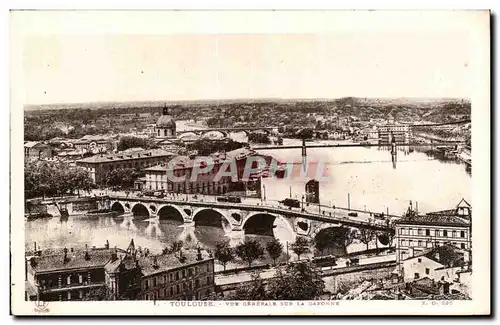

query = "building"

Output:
[[140, 148, 274, 195], [394, 199, 472, 264], [138, 248, 215, 301], [25, 241, 140, 301], [75, 148, 175, 184], [24, 141, 53, 161], [73, 135, 114, 154], [400, 244, 469, 284], [155, 106, 176, 138], [378, 124, 410, 145]]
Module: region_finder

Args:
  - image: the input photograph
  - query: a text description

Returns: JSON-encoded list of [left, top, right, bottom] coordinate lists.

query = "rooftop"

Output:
[[75, 149, 175, 164], [139, 249, 213, 277], [395, 199, 471, 227], [28, 247, 118, 274], [414, 244, 467, 268]]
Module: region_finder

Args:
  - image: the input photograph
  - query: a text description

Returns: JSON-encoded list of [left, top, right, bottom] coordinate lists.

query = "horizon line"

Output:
[[25, 96, 471, 108]]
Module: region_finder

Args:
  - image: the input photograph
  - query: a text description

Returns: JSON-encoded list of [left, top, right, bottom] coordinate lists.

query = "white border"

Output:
[[6, 8, 492, 317]]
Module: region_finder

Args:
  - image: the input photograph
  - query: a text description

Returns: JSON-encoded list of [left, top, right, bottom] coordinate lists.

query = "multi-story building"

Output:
[[24, 141, 53, 161], [76, 148, 175, 184], [394, 199, 472, 264], [73, 135, 114, 154], [25, 241, 140, 301], [138, 248, 215, 301], [378, 124, 411, 145], [140, 148, 274, 196]]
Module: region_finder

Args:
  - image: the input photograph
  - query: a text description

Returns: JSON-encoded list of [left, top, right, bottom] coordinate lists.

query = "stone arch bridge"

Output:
[[101, 196, 393, 241]]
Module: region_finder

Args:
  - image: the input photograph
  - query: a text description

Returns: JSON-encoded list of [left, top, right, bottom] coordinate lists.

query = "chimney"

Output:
[[178, 250, 186, 263], [29, 257, 37, 268], [34, 242, 37, 252], [196, 247, 203, 261], [105, 240, 109, 249], [63, 247, 69, 263], [111, 247, 118, 262]]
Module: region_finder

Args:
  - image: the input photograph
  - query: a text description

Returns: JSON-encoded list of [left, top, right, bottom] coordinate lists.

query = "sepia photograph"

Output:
[[9, 10, 491, 316]]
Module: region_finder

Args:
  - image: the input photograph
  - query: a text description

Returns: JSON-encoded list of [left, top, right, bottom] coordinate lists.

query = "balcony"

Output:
[[39, 282, 105, 293]]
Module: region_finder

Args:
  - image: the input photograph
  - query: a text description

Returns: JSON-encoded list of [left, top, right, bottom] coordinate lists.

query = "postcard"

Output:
[[10, 10, 490, 316]]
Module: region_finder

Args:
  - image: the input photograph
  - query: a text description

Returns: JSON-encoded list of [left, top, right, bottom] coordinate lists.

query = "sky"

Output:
[[19, 14, 474, 105]]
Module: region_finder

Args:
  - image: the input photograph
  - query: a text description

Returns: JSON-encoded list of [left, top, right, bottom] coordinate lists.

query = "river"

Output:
[[25, 138, 471, 264]]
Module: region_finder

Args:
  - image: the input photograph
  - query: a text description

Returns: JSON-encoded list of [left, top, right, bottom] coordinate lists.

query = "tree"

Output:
[[227, 272, 268, 300], [357, 227, 376, 251], [291, 236, 310, 261], [298, 128, 314, 140], [266, 239, 283, 266], [267, 262, 325, 300], [235, 240, 264, 267], [117, 136, 157, 151], [214, 241, 234, 271], [163, 240, 184, 255]]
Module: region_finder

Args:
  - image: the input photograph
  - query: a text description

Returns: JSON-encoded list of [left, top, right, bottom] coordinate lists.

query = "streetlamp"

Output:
[[301, 195, 305, 211], [263, 184, 266, 203]]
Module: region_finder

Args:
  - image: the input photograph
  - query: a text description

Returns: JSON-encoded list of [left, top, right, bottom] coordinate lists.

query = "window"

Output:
[[461, 243, 466, 249], [164, 275, 167, 283], [145, 294, 149, 300], [195, 267, 198, 275], [163, 288, 167, 297], [417, 258, 422, 263], [145, 280, 149, 289], [414, 273, 420, 279], [418, 229, 424, 236], [400, 239, 406, 246], [452, 231, 457, 238], [195, 279, 200, 288], [443, 230, 448, 237], [206, 276, 212, 285], [176, 272, 180, 281], [418, 240, 423, 247], [183, 283, 187, 292], [188, 268, 193, 277], [153, 278, 157, 286], [425, 268, 430, 275], [170, 287, 174, 296], [182, 270, 186, 278], [425, 229, 430, 236], [461, 231, 465, 238], [176, 285, 180, 294]]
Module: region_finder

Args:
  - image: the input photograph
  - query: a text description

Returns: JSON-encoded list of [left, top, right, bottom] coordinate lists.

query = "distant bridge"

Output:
[[252, 141, 465, 151], [176, 126, 278, 136]]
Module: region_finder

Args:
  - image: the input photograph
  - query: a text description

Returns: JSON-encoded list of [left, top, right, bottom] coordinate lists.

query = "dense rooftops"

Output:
[[76, 149, 175, 164]]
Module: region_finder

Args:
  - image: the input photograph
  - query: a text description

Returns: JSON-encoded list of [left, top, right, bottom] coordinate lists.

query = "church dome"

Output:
[[156, 115, 176, 128]]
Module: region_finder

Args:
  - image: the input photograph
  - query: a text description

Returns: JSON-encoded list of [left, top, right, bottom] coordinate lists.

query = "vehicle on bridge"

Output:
[[142, 190, 155, 197], [313, 255, 337, 267], [154, 191, 165, 198], [216, 196, 242, 203], [374, 213, 385, 220], [279, 198, 301, 208], [348, 212, 358, 217]]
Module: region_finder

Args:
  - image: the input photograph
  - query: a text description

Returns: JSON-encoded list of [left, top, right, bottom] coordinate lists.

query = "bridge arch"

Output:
[[202, 130, 227, 139], [131, 203, 150, 219], [242, 212, 294, 237], [110, 201, 125, 215], [192, 208, 233, 232], [312, 225, 351, 256], [157, 204, 185, 222]]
